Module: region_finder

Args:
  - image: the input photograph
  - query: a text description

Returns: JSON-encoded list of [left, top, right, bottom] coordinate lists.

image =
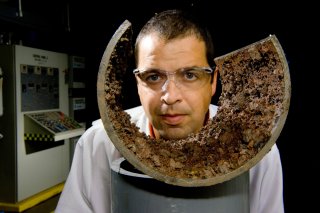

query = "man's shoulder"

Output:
[[125, 106, 146, 123], [86, 106, 145, 133], [125, 105, 144, 116], [81, 119, 105, 138], [209, 104, 218, 118]]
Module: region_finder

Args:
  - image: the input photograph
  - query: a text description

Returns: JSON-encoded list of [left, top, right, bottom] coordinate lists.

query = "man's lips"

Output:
[[160, 114, 185, 125]]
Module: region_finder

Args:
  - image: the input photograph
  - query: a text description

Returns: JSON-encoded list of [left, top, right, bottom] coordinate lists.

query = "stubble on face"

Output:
[[137, 35, 214, 140]]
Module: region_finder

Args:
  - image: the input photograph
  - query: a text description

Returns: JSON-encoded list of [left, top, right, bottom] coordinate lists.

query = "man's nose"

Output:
[[161, 73, 178, 91], [160, 78, 182, 105]]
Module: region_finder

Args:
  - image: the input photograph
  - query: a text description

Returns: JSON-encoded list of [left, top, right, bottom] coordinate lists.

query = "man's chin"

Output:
[[160, 128, 190, 140]]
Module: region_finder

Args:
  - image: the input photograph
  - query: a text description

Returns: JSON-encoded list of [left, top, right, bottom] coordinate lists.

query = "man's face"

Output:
[[136, 34, 217, 139]]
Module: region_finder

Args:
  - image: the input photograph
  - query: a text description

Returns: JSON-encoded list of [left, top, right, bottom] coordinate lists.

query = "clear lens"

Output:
[[134, 67, 213, 91]]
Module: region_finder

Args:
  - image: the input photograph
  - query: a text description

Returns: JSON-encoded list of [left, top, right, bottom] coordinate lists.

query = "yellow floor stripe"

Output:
[[0, 182, 64, 212]]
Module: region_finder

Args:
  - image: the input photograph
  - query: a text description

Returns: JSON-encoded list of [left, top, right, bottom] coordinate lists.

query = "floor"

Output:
[[0, 194, 60, 213], [0, 184, 63, 213], [22, 194, 60, 213]]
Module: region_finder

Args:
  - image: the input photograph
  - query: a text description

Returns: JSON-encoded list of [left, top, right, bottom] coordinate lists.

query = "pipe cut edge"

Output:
[[97, 20, 291, 187]]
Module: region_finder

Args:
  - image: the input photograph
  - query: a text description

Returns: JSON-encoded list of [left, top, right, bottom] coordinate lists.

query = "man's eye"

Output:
[[146, 74, 160, 82], [182, 70, 198, 80], [141, 72, 164, 83]]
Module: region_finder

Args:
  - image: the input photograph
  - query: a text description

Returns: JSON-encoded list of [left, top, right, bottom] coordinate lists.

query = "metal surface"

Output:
[[111, 158, 249, 213]]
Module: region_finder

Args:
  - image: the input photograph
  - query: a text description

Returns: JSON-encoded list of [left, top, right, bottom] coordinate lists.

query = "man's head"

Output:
[[134, 9, 218, 140]]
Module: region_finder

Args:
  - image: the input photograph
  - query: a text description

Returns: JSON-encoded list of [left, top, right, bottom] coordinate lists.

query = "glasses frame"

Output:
[[133, 66, 215, 76], [133, 66, 216, 91]]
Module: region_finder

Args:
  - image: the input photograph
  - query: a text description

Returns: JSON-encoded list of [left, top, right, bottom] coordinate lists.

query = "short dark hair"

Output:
[[134, 9, 215, 67]]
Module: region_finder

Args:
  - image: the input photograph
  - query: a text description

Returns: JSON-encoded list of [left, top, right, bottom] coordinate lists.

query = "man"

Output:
[[56, 9, 284, 213]]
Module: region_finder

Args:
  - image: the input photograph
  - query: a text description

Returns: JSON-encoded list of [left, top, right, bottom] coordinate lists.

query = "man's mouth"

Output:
[[161, 114, 185, 125]]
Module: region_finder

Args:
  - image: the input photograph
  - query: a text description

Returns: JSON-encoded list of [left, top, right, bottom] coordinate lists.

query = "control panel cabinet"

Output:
[[0, 45, 84, 203]]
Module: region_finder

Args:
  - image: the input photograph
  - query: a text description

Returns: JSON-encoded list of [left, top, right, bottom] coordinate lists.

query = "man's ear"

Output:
[[211, 66, 219, 96]]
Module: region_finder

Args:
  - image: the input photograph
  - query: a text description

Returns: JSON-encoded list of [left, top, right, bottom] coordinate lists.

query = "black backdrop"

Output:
[[1, 0, 318, 211]]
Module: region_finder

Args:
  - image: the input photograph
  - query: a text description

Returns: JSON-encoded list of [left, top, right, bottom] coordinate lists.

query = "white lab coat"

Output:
[[55, 105, 284, 213]]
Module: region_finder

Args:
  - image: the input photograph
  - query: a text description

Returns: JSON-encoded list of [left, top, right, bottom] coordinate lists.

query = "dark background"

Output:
[[1, 0, 318, 212]]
